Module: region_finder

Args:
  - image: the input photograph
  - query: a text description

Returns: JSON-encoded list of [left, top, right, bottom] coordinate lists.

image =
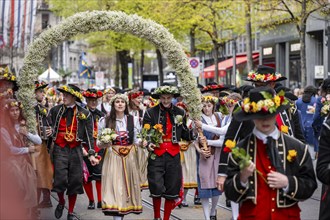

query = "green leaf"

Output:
[[260, 91, 273, 99]]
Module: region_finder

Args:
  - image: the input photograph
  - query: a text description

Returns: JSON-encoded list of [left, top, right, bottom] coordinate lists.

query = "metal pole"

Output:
[[232, 39, 237, 86], [327, 25, 330, 78]]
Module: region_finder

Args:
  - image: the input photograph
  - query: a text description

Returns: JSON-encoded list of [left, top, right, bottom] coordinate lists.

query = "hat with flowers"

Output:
[[151, 84, 180, 99], [234, 86, 290, 121], [0, 66, 16, 82], [201, 82, 228, 94], [82, 88, 103, 99], [245, 65, 287, 82], [57, 84, 83, 102], [35, 81, 48, 91], [4, 99, 23, 110]]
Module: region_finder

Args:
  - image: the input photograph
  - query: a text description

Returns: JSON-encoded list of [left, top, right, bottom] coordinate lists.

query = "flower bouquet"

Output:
[[138, 123, 164, 147], [224, 139, 267, 183], [321, 95, 330, 116], [97, 128, 118, 147]]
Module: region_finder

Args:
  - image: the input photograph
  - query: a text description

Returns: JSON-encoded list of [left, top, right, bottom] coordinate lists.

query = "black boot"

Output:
[[67, 213, 80, 220], [87, 201, 95, 209], [55, 203, 65, 219], [194, 196, 202, 205], [97, 201, 102, 209]]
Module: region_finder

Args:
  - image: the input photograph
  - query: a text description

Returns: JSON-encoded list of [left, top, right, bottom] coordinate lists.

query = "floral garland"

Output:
[[246, 71, 283, 82], [201, 84, 224, 93], [82, 90, 103, 98], [201, 95, 218, 104], [58, 85, 83, 101], [110, 93, 129, 105], [241, 90, 288, 114], [19, 11, 201, 131], [154, 85, 179, 95], [5, 101, 23, 109], [35, 81, 48, 90], [128, 91, 144, 100]]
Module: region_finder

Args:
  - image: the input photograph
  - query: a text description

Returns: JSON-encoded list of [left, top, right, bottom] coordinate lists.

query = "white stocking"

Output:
[[183, 189, 189, 203], [200, 198, 210, 220], [113, 216, 123, 220], [231, 201, 239, 220], [210, 195, 219, 216]]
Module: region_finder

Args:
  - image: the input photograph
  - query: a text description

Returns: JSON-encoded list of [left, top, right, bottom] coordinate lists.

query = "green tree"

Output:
[[258, 0, 330, 87]]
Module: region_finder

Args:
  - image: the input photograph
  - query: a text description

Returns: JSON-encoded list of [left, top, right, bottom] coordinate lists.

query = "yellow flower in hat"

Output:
[[250, 102, 258, 113], [274, 95, 281, 107]]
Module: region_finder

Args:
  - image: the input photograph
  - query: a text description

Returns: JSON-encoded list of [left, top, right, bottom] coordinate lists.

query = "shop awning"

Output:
[[202, 53, 259, 79]]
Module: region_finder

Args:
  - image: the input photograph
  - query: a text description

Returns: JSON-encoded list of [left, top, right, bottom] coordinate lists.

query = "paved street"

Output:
[[39, 147, 322, 220]]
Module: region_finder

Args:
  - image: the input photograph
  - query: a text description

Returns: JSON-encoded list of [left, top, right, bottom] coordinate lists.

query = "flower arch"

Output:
[[18, 11, 202, 131]]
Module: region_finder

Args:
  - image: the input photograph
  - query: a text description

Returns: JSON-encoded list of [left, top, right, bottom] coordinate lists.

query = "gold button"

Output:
[[240, 190, 243, 193], [250, 181, 253, 184], [272, 209, 275, 212], [268, 166, 272, 169], [272, 198, 275, 201], [250, 149, 253, 152]]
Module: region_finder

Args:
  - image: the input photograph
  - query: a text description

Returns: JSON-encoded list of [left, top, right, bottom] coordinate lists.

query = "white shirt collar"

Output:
[[253, 127, 280, 144], [66, 104, 76, 109]]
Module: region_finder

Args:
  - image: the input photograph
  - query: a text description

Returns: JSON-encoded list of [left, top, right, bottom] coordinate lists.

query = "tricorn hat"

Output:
[[57, 84, 83, 102], [234, 87, 290, 122], [245, 65, 287, 82], [201, 83, 228, 94], [151, 85, 180, 99], [82, 88, 103, 99], [35, 81, 48, 91]]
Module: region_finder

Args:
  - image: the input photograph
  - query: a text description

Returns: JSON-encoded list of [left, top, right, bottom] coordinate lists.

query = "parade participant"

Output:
[[176, 101, 198, 208], [34, 81, 54, 208], [1, 99, 41, 218], [143, 85, 194, 220], [194, 94, 223, 220], [316, 115, 330, 220], [224, 87, 317, 219], [81, 89, 105, 210], [127, 89, 148, 189], [312, 78, 330, 159], [98, 87, 116, 115], [128, 89, 145, 120], [98, 93, 146, 220], [218, 65, 305, 196], [195, 93, 242, 220], [48, 84, 98, 220]]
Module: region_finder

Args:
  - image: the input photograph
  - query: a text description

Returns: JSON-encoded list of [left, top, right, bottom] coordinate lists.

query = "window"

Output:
[[41, 13, 49, 29]]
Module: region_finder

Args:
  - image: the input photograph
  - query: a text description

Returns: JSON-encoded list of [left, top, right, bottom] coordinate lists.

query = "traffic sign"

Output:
[[189, 57, 200, 77]]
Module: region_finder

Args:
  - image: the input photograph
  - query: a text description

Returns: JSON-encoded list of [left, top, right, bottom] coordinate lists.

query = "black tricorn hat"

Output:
[[245, 65, 287, 82], [234, 86, 290, 122], [35, 81, 48, 91], [57, 84, 83, 102], [151, 84, 180, 99]]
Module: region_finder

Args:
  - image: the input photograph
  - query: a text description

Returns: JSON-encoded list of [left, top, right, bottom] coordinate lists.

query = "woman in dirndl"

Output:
[[195, 94, 222, 220], [98, 93, 146, 220], [1, 99, 41, 218], [127, 89, 149, 190]]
